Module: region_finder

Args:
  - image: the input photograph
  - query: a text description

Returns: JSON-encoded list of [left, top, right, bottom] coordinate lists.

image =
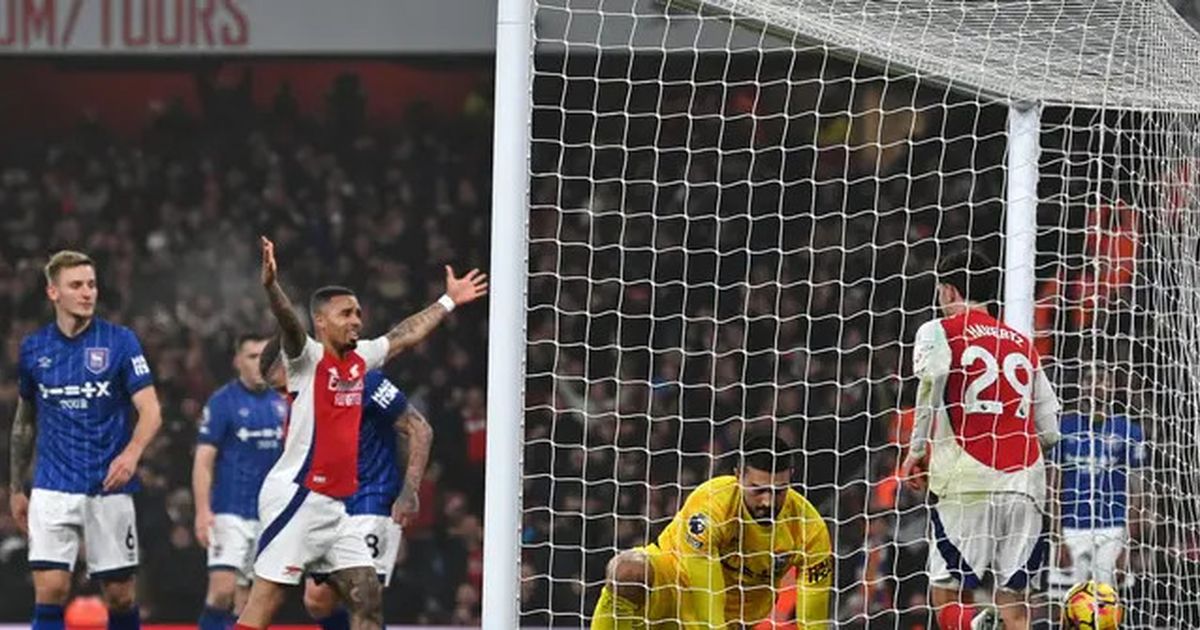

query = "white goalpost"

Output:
[[486, 0, 1200, 627]]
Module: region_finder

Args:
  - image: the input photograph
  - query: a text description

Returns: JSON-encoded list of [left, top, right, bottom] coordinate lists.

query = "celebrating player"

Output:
[[1053, 361, 1146, 587], [193, 334, 287, 630], [591, 430, 832, 629], [901, 248, 1062, 630], [9, 250, 164, 630], [235, 237, 485, 630], [254, 337, 434, 629]]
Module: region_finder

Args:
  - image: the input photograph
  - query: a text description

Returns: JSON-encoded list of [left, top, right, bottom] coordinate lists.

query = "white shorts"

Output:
[[253, 479, 374, 585], [28, 489, 138, 579], [344, 514, 403, 586], [929, 493, 1048, 592], [1062, 526, 1126, 586], [207, 514, 259, 584]]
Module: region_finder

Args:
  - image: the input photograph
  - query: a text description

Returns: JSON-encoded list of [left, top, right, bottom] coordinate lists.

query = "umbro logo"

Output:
[[36, 356, 52, 369]]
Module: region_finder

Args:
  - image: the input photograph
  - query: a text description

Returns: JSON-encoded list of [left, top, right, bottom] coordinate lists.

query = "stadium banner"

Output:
[[0, 0, 495, 54]]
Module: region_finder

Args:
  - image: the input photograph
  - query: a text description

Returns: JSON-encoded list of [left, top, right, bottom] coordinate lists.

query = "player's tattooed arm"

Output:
[[383, 265, 488, 358], [384, 302, 449, 357], [8, 397, 35, 491], [329, 566, 383, 629], [392, 407, 432, 526], [261, 236, 306, 358]]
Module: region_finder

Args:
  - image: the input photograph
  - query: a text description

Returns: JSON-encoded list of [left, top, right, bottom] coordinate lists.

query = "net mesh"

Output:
[[517, 0, 1200, 626]]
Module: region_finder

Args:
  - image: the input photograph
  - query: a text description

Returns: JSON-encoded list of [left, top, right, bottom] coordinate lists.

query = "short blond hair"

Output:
[[44, 250, 95, 285]]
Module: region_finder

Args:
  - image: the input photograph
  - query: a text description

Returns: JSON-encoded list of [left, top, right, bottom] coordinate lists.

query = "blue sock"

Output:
[[199, 605, 235, 630], [32, 604, 65, 630], [317, 607, 350, 630], [107, 605, 140, 630]]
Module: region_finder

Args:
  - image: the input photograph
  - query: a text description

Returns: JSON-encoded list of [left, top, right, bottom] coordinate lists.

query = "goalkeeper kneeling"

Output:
[[591, 430, 832, 629]]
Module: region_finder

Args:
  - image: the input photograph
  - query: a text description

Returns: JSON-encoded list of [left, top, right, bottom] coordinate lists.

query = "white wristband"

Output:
[[438, 294, 456, 312]]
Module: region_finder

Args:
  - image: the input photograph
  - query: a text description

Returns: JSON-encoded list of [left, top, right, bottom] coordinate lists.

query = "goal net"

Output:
[[513, 0, 1200, 626]]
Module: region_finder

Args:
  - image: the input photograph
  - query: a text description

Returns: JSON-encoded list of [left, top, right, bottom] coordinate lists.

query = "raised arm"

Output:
[[261, 236, 307, 358], [391, 406, 433, 527], [8, 398, 36, 534], [383, 266, 488, 359]]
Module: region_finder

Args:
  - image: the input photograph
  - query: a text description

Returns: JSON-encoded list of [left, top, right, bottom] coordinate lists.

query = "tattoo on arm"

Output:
[[385, 302, 449, 357], [266, 281, 307, 358], [329, 566, 383, 628], [397, 408, 433, 492], [9, 398, 36, 492]]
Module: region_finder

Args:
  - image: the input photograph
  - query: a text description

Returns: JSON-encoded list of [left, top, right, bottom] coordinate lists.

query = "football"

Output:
[[1062, 580, 1122, 630]]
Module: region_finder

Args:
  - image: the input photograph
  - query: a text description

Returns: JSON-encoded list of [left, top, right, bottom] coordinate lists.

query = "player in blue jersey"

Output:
[[1053, 362, 1147, 588], [257, 338, 432, 630], [8, 250, 163, 630], [193, 333, 287, 630]]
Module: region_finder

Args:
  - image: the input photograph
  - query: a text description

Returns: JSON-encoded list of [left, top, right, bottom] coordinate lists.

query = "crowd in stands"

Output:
[[519, 51, 1165, 628], [0, 65, 492, 623], [0, 51, 1177, 628]]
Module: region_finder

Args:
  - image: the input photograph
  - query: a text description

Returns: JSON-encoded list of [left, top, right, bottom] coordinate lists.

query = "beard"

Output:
[[749, 506, 774, 522]]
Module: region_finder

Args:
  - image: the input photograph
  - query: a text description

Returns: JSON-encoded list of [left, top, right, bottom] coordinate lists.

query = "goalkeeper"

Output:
[[591, 430, 832, 629]]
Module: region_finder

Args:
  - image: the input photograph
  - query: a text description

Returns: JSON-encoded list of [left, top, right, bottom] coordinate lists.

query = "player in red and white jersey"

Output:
[[901, 248, 1061, 630], [235, 237, 486, 630]]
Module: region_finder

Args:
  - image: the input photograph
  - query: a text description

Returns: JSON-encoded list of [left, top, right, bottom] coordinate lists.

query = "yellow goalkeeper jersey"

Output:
[[654, 475, 833, 626]]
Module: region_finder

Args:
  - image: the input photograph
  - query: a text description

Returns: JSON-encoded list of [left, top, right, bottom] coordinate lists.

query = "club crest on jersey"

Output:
[[84, 347, 110, 374]]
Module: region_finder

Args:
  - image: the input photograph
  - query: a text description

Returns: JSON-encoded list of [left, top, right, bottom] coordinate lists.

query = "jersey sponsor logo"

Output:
[[1065, 452, 1116, 474], [334, 392, 362, 407], [805, 557, 832, 584], [235, 427, 284, 444], [326, 367, 365, 407], [131, 355, 151, 377], [721, 557, 774, 582], [85, 347, 110, 374], [40, 380, 112, 409]]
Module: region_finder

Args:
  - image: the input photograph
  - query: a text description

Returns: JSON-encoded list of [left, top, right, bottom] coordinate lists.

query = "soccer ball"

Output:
[[1061, 580, 1122, 630]]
